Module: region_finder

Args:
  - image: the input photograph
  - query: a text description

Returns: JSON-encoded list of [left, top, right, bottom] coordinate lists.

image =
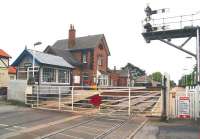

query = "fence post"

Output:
[[195, 86, 199, 120], [71, 86, 74, 111], [25, 90, 27, 105], [128, 87, 131, 116], [58, 87, 61, 111], [36, 86, 39, 108]]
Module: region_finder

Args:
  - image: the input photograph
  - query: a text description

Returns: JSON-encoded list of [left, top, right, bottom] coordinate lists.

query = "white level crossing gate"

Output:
[[25, 86, 163, 116]]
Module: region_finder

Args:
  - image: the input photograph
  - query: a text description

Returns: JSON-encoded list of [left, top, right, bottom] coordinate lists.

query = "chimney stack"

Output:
[[68, 24, 76, 48]]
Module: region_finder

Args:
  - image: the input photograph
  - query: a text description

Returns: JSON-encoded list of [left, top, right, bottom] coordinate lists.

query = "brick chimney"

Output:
[[68, 24, 76, 48]]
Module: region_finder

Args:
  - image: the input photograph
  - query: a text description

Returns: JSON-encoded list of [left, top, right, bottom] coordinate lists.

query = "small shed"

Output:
[[12, 48, 74, 85]]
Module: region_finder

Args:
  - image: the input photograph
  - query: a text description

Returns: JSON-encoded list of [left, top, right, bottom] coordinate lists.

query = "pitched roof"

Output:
[[8, 66, 16, 74], [52, 34, 110, 55], [44, 46, 81, 66], [122, 63, 145, 76], [0, 49, 11, 58], [12, 49, 74, 68]]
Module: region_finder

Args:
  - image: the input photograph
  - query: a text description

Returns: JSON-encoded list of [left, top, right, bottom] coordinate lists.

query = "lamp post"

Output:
[[32, 42, 42, 79]]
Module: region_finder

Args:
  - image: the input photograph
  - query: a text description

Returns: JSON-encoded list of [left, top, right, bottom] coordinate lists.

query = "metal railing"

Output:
[[143, 12, 200, 32], [25, 85, 162, 116]]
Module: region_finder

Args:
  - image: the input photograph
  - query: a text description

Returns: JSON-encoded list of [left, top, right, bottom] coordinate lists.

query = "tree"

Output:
[[149, 72, 162, 82], [170, 80, 176, 87]]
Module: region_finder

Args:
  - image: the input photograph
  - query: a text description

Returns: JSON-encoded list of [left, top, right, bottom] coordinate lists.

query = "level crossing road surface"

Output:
[[0, 104, 147, 139]]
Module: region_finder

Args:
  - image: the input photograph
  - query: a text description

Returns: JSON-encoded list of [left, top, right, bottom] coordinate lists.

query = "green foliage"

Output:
[[178, 71, 196, 87], [149, 72, 162, 82], [170, 80, 176, 87]]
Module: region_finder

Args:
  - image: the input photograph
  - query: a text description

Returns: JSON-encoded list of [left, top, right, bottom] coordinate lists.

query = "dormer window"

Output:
[[82, 51, 87, 63]]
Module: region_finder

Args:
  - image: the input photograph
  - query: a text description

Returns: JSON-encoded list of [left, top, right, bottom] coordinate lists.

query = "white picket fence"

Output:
[[187, 86, 200, 120]]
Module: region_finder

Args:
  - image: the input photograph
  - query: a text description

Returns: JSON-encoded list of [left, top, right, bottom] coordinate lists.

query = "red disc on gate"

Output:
[[89, 95, 102, 107]]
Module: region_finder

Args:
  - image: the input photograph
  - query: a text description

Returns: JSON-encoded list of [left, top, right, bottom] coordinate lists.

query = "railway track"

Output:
[[99, 90, 161, 116], [40, 115, 131, 139]]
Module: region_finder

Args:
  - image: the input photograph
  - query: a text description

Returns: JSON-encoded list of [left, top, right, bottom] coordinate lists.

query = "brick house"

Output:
[[45, 25, 110, 86], [109, 63, 146, 87], [109, 68, 130, 87]]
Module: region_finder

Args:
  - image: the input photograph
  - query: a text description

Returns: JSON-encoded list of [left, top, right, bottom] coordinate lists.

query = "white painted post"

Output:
[[71, 87, 74, 111], [36, 86, 39, 108], [195, 85, 200, 120], [128, 87, 131, 116], [197, 91, 200, 118], [58, 87, 61, 111], [186, 86, 188, 97], [25, 90, 27, 105]]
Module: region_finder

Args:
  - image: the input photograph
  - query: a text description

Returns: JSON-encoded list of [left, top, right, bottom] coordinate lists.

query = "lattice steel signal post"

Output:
[[142, 5, 200, 85]]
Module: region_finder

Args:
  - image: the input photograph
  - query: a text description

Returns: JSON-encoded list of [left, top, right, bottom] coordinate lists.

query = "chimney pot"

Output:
[[68, 24, 76, 48]]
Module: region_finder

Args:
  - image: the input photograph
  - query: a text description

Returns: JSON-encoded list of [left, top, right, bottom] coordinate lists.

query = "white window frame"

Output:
[[41, 67, 70, 85], [82, 53, 87, 63], [42, 67, 56, 83], [98, 56, 102, 66]]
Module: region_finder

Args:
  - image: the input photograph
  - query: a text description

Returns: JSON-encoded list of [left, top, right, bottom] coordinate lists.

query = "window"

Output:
[[98, 56, 103, 66], [83, 73, 89, 80], [10, 75, 15, 80], [42, 67, 56, 82], [99, 75, 109, 86], [58, 69, 70, 84], [82, 52, 87, 63]]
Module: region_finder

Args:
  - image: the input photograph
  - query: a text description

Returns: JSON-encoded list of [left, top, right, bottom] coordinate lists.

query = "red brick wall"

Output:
[[109, 72, 119, 86], [118, 77, 128, 86], [93, 43, 108, 73], [71, 41, 109, 86]]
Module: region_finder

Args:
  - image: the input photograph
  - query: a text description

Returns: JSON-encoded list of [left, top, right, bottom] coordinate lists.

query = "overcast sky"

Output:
[[1, 0, 200, 83]]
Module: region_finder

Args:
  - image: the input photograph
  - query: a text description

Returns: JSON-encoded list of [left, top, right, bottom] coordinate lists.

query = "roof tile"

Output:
[[0, 49, 11, 58]]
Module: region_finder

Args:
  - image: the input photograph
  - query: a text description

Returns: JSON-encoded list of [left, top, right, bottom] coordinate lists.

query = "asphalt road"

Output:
[[0, 104, 147, 139], [0, 104, 76, 138]]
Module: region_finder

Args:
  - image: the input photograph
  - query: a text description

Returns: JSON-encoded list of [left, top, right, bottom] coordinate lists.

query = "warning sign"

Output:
[[178, 96, 190, 119]]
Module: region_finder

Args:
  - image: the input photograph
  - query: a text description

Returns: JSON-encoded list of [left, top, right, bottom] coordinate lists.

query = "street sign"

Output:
[[178, 96, 190, 118]]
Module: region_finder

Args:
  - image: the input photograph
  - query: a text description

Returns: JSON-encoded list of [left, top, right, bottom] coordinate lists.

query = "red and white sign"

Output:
[[178, 96, 190, 119]]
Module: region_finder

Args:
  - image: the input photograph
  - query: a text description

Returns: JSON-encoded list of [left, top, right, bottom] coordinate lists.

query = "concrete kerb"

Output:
[[0, 115, 82, 139]]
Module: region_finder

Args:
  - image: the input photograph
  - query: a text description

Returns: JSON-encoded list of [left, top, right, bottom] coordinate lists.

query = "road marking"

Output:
[[13, 126, 26, 129], [0, 124, 9, 127], [4, 128, 17, 131], [0, 115, 82, 139]]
